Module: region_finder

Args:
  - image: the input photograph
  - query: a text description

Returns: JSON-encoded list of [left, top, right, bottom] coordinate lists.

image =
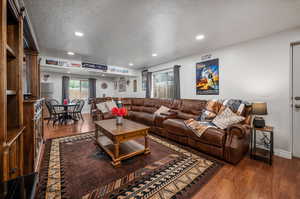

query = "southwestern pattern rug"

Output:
[[37, 132, 223, 199]]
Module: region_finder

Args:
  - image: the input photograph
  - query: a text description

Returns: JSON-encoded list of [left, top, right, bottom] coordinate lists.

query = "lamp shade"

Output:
[[252, 102, 267, 115]]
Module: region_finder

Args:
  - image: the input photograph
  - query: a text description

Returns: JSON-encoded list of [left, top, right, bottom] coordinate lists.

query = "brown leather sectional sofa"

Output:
[[90, 97, 252, 164]]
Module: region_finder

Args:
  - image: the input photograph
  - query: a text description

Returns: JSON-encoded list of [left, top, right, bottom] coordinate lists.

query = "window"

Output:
[[69, 79, 89, 100], [152, 70, 174, 99]]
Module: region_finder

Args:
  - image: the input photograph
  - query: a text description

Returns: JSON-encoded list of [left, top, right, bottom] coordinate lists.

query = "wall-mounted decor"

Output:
[[82, 62, 108, 71], [119, 77, 126, 92], [109, 66, 129, 74], [201, 54, 212, 61], [142, 70, 147, 91], [101, 82, 108, 89], [45, 58, 58, 65], [43, 74, 50, 82], [133, 79, 137, 92], [196, 58, 219, 95]]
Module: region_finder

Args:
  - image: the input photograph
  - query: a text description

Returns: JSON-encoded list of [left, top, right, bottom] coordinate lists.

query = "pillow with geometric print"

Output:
[[212, 107, 245, 129]]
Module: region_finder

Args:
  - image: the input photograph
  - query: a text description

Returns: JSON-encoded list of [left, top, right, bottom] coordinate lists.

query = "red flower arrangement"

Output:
[[111, 107, 128, 117]]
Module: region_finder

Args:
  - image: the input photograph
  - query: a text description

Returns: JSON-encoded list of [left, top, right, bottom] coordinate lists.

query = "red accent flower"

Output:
[[111, 107, 127, 117]]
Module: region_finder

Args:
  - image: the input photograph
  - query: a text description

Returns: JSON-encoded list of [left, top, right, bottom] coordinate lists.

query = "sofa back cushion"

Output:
[[142, 106, 157, 113], [179, 99, 206, 115], [170, 99, 182, 110], [131, 106, 144, 112], [144, 99, 157, 107], [132, 98, 144, 106]]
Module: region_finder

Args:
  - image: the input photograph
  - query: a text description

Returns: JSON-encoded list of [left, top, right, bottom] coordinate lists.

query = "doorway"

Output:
[[292, 44, 300, 158]]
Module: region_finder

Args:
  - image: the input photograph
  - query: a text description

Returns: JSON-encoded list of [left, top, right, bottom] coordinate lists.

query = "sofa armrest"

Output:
[[154, 113, 177, 128], [227, 124, 251, 139], [224, 124, 251, 164]]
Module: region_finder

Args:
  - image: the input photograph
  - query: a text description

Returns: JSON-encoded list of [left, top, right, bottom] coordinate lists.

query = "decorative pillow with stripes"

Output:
[[212, 107, 245, 129], [220, 99, 249, 116]]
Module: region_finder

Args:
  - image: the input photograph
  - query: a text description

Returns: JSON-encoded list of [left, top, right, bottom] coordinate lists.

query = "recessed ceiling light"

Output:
[[195, 34, 205, 40], [74, 31, 84, 37], [152, 53, 157, 57], [102, 74, 105, 76], [67, 71, 71, 74], [129, 62, 134, 66], [67, 51, 75, 55]]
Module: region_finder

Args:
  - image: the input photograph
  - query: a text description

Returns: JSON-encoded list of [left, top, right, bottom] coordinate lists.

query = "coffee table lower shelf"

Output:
[[96, 135, 150, 167]]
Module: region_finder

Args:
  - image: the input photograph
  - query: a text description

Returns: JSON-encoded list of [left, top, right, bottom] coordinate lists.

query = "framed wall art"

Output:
[[196, 58, 219, 95]]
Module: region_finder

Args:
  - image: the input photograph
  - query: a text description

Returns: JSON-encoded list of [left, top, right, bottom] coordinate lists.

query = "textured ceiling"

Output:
[[24, 0, 300, 68]]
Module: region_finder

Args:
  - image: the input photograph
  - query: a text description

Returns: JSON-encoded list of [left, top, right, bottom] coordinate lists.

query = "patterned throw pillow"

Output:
[[105, 100, 117, 111], [96, 102, 109, 113], [212, 107, 245, 129], [221, 99, 249, 116], [154, 105, 170, 115]]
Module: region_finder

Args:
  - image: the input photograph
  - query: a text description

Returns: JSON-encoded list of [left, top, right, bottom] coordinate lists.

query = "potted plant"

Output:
[[111, 107, 128, 125]]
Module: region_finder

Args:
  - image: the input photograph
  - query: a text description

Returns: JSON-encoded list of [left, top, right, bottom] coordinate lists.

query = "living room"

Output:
[[1, 0, 300, 198]]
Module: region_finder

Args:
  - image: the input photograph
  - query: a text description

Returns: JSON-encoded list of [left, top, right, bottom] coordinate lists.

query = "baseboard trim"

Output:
[[274, 149, 292, 159]]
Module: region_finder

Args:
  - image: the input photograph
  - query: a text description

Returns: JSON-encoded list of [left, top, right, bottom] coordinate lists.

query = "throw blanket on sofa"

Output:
[[184, 119, 217, 138]]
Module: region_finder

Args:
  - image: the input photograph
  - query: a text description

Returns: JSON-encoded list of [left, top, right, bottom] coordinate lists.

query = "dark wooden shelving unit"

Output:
[[0, 0, 25, 182], [6, 90, 17, 95], [6, 44, 16, 59]]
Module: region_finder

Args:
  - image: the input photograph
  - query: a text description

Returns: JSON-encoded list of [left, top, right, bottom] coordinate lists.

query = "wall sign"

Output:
[[196, 58, 219, 95], [82, 62, 108, 71]]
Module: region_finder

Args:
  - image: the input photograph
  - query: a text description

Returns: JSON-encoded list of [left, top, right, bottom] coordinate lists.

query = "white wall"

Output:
[[147, 27, 300, 158]]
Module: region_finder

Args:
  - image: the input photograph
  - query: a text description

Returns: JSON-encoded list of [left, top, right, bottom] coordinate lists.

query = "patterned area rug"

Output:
[[37, 132, 223, 199]]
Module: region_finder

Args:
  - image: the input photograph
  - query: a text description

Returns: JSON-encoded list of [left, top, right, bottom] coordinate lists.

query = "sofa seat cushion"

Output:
[[163, 118, 225, 147], [189, 128, 226, 147], [130, 111, 155, 126]]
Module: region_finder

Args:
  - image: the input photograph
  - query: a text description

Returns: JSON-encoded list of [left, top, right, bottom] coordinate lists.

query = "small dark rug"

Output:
[[37, 132, 223, 199]]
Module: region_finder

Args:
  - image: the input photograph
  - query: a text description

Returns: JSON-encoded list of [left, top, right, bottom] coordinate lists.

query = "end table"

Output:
[[250, 126, 274, 165]]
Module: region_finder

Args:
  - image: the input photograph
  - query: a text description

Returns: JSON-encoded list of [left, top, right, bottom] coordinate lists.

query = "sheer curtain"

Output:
[[152, 70, 174, 99]]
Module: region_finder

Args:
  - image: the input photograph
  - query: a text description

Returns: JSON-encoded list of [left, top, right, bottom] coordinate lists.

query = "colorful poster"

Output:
[[196, 59, 219, 95]]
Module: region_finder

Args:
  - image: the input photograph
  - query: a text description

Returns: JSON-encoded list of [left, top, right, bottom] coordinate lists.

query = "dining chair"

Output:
[[73, 100, 85, 121], [45, 99, 65, 126]]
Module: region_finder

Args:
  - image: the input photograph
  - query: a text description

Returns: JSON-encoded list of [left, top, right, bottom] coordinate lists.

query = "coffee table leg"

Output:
[[112, 142, 121, 167], [144, 135, 150, 155]]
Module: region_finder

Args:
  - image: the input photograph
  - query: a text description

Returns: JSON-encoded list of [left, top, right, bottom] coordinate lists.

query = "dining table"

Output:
[[52, 103, 78, 124]]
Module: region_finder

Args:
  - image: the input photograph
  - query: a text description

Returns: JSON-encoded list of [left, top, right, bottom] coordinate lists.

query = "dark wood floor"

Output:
[[44, 113, 300, 199]]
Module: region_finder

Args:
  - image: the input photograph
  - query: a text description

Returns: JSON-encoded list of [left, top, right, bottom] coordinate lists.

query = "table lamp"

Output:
[[252, 102, 267, 128]]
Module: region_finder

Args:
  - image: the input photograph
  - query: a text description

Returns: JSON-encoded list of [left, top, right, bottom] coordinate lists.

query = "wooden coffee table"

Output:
[[94, 119, 150, 167]]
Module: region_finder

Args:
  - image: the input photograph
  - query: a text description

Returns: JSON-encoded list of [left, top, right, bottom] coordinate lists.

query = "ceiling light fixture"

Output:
[[67, 51, 75, 55], [129, 62, 134, 66], [152, 53, 157, 57], [75, 31, 84, 37], [195, 34, 205, 40]]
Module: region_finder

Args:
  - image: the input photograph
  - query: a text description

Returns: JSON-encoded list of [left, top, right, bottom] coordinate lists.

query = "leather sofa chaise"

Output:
[[90, 97, 252, 164]]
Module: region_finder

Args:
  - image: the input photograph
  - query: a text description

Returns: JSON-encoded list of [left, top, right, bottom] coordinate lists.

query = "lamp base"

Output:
[[253, 117, 265, 128]]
